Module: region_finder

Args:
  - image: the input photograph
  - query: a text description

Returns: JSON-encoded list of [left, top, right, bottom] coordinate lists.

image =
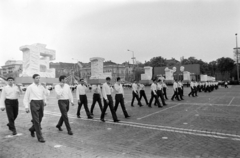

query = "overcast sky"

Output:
[[0, 0, 239, 66]]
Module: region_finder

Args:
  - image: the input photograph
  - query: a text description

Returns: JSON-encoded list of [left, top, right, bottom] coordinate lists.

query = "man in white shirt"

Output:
[[100, 77, 119, 122], [24, 74, 48, 143], [154, 79, 166, 106], [171, 79, 180, 101], [114, 77, 130, 118], [177, 80, 184, 100], [148, 79, 161, 107], [162, 80, 168, 100], [188, 80, 195, 97], [139, 83, 149, 105], [131, 80, 143, 107], [55, 75, 74, 135], [90, 83, 103, 115], [194, 81, 198, 97], [76, 79, 93, 119], [0, 77, 21, 135]]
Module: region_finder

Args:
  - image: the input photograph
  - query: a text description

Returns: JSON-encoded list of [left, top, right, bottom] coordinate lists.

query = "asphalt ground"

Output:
[[1, 85, 240, 158]]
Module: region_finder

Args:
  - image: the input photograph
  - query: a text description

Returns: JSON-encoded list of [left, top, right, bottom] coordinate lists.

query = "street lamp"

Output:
[[127, 49, 137, 81], [235, 33, 239, 82], [127, 49, 136, 65]]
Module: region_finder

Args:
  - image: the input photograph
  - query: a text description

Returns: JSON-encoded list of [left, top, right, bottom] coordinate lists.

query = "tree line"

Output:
[[135, 56, 237, 80]]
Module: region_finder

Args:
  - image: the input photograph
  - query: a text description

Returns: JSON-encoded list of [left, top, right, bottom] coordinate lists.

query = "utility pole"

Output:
[[235, 33, 239, 82], [127, 49, 136, 81]]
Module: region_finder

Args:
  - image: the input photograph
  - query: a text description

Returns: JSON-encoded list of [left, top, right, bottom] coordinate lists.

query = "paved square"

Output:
[[1, 85, 240, 158]]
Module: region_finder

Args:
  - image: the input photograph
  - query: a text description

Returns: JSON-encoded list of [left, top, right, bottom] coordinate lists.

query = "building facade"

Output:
[[1, 60, 22, 78]]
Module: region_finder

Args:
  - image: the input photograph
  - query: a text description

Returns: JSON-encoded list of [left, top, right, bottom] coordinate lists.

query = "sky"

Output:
[[0, 0, 239, 66]]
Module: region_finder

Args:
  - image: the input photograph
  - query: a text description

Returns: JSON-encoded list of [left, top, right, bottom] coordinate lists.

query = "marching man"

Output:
[[55, 75, 74, 135], [0, 77, 22, 135]]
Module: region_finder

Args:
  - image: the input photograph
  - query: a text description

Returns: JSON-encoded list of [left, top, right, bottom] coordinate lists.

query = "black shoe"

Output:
[[77, 115, 81, 118], [29, 129, 35, 137], [56, 125, 63, 131], [88, 116, 93, 119], [188, 94, 190, 97], [125, 115, 130, 118], [158, 106, 163, 108], [100, 119, 105, 122], [68, 131, 73, 135], [148, 105, 152, 108], [131, 105, 134, 107], [12, 130, 17, 135], [7, 123, 11, 130], [38, 138, 45, 143], [114, 120, 120, 123], [163, 104, 167, 106]]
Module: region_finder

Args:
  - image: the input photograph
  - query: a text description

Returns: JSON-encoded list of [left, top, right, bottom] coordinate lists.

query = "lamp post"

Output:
[[235, 33, 239, 82], [127, 49, 136, 81]]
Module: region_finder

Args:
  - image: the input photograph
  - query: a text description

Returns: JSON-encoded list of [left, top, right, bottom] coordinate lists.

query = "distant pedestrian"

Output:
[[224, 81, 228, 88]]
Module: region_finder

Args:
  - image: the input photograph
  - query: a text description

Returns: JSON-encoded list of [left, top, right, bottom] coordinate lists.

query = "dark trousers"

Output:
[[149, 91, 161, 107], [177, 88, 183, 100], [131, 91, 142, 106], [194, 87, 198, 96], [101, 95, 118, 121], [114, 94, 129, 117], [139, 90, 148, 105], [57, 100, 71, 132], [90, 93, 103, 114], [29, 100, 44, 140], [77, 95, 91, 117], [172, 90, 180, 100], [154, 90, 166, 105], [163, 87, 168, 99], [189, 88, 195, 96], [5, 99, 18, 131]]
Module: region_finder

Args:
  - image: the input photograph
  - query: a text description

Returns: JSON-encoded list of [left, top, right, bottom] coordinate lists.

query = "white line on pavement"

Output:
[[228, 97, 235, 106], [39, 110, 240, 141], [136, 103, 182, 120]]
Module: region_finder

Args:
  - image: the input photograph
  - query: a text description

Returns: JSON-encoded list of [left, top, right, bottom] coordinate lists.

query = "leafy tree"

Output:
[[216, 57, 235, 74], [148, 56, 167, 67]]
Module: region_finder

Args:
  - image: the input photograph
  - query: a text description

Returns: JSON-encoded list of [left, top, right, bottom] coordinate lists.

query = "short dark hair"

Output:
[[79, 78, 84, 82], [117, 77, 121, 81], [32, 74, 40, 79], [7, 77, 14, 81], [59, 75, 66, 82], [106, 77, 111, 81]]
